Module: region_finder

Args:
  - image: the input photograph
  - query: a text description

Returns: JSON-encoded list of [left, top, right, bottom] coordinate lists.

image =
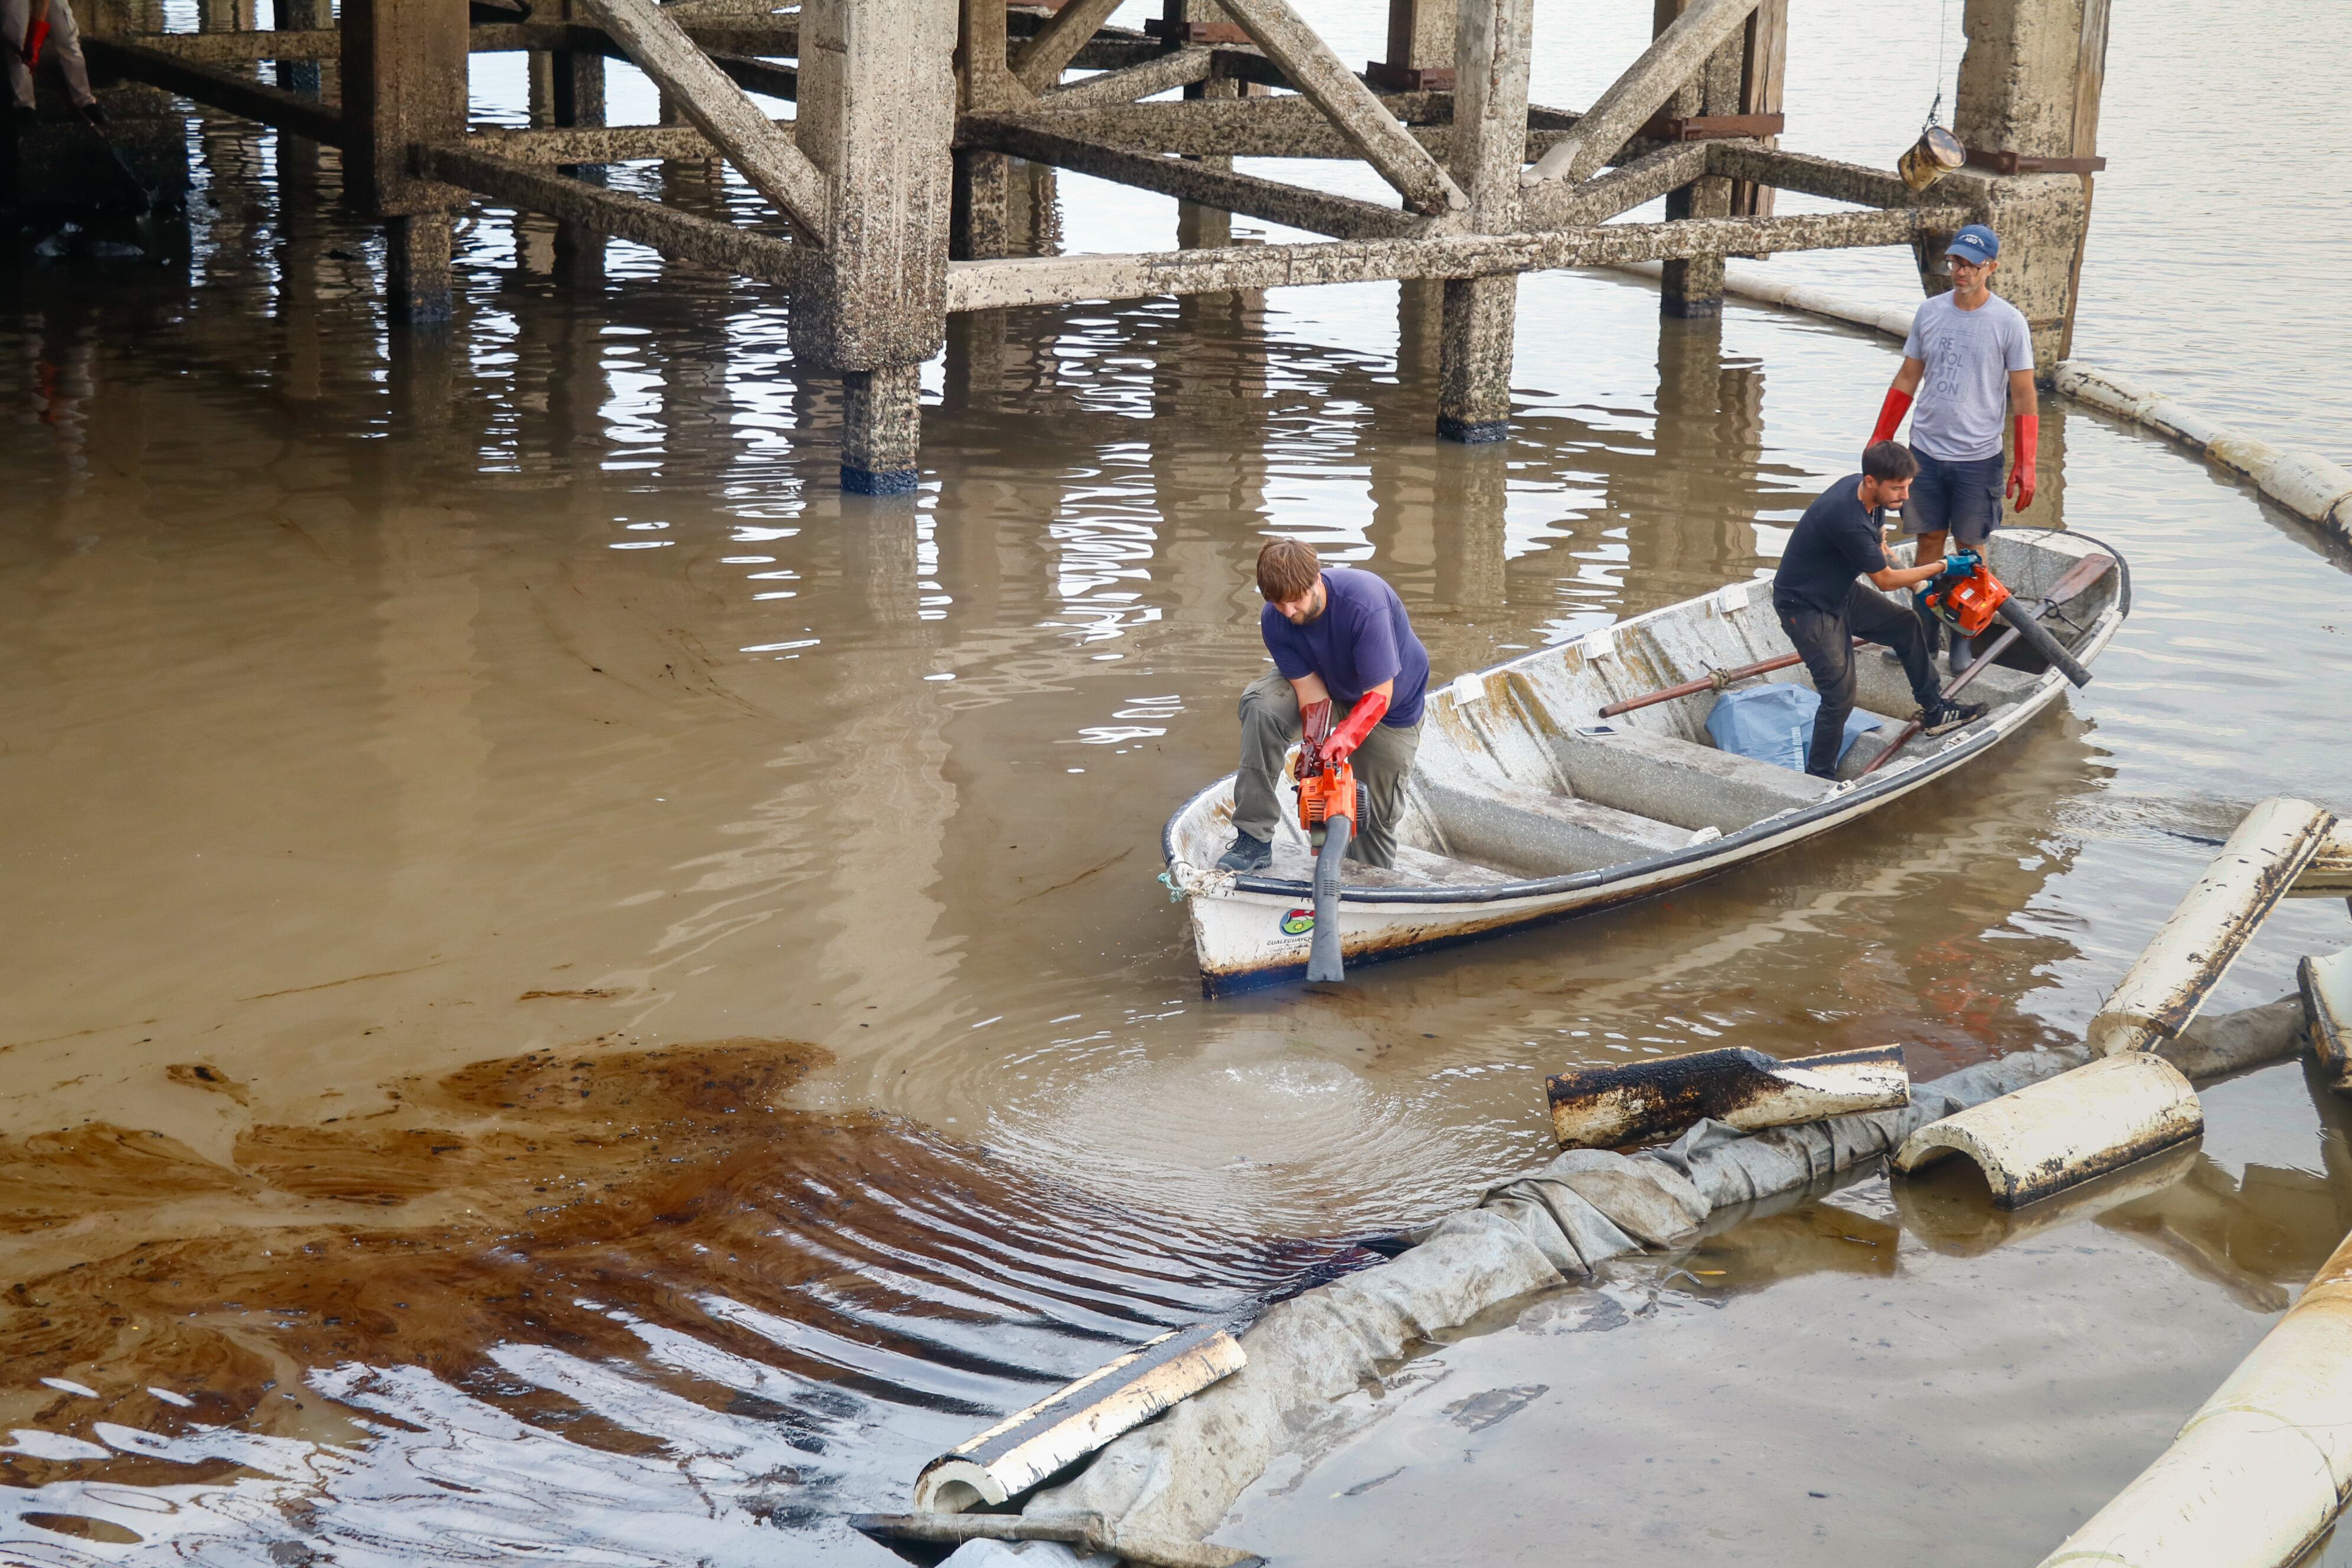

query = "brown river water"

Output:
[[4, 1, 2350, 1563]]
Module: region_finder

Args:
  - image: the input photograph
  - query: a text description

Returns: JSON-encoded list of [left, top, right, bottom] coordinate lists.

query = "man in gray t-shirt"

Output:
[[1864, 224, 2039, 671]]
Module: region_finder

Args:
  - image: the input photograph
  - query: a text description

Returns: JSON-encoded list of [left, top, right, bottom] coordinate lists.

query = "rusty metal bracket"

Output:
[[1145, 17, 1251, 45], [1634, 110, 1785, 143], [1964, 146, 2108, 175], [1364, 60, 1455, 92]]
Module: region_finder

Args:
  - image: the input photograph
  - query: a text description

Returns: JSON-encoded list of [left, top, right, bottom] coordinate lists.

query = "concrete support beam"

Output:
[[342, 0, 466, 322], [467, 123, 741, 163], [1727, 0, 1785, 217], [83, 38, 345, 145], [579, 0, 831, 236], [953, 0, 1015, 259], [1437, 0, 1531, 443], [387, 212, 455, 324], [795, 0, 958, 492], [419, 141, 803, 283], [961, 116, 1425, 240], [841, 364, 925, 496], [1952, 0, 2111, 365], [951, 148, 1012, 259], [1011, 0, 1123, 94], [943, 203, 1965, 312], [1706, 141, 1918, 209], [1038, 45, 1214, 109], [1523, 138, 1709, 230], [1655, 0, 1745, 316], [1217, 0, 1466, 215], [1373, 0, 1455, 89], [1524, 0, 1759, 188], [957, 0, 1021, 110], [979, 91, 1452, 156]]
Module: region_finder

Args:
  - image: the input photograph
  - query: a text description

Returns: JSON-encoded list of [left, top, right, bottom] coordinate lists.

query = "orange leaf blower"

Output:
[[1293, 701, 1359, 984], [1914, 547, 2011, 638], [1915, 547, 2092, 687]]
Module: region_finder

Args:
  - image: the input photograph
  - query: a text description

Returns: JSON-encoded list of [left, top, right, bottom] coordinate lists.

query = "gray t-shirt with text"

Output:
[[1902, 290, 2034, 462]]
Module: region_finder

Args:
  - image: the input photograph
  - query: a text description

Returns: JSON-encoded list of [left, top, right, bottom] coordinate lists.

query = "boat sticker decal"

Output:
[[1280, 907, 1315, 936]]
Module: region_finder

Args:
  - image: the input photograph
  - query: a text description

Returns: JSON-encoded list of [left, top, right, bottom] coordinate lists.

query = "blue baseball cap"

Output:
[[1946, 224, 2000, 265]]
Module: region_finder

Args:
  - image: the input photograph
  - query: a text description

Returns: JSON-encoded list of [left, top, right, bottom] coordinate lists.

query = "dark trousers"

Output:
[[1776, 584, 1943, 778]]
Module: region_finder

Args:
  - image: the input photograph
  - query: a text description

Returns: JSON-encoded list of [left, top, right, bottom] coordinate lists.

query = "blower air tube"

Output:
[[1306, 818, 1351, 983], [1997, 596, 2093, 688]]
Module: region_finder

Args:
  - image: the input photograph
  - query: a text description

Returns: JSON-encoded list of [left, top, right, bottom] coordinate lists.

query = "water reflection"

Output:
[[6, 28, 2351, 1561]]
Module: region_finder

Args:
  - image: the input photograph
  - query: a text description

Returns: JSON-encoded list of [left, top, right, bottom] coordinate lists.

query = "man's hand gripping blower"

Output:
[[1293, 691, 1386, 983]]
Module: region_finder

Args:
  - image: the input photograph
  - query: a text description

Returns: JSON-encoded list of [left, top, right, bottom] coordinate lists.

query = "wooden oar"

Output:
[[1859, 551, 2115, 778], [1598, 638, 1864, 718]]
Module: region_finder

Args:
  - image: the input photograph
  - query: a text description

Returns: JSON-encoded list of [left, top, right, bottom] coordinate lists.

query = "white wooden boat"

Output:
[[1162, 530, 2129, 992]]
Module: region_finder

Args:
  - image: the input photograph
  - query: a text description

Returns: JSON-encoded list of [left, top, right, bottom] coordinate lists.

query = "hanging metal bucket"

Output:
[[1898, 125, 1966, 191]]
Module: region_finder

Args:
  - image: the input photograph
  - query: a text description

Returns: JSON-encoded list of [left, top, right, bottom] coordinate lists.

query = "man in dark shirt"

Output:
[[1217, 538, 1430, 873], [1773, 442, 1985, 779]]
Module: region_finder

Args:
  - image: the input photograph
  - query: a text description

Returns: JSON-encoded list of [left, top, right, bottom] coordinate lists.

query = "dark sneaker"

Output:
[[80, 102, 107, 128], [1214, 832, 1272, 873], [1920, 698, 1988, 736]]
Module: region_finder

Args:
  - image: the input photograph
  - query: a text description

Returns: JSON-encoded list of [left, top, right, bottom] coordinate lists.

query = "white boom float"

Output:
[[1894, 798, 2338, 1207]]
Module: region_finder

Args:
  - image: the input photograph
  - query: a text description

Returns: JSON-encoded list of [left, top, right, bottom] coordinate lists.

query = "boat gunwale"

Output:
[[1162, 537, 2126, 912]]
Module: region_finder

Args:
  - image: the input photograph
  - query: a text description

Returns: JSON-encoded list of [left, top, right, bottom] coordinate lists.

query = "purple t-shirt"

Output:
[[1259, 569, 1429, 726]]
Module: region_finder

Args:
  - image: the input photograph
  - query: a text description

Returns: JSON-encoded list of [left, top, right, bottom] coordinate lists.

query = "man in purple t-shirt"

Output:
[[1216, 539, 1430, 873]]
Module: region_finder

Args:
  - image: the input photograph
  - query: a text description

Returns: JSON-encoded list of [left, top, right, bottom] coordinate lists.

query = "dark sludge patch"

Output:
[[0, 1035, 1370, 1497]]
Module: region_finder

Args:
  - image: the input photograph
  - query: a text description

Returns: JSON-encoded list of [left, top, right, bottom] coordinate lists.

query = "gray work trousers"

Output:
[[5, 0, 94, 110], [1233, 672, 1422, 869]]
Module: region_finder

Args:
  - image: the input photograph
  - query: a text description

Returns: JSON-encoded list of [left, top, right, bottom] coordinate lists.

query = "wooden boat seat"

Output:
[[1417, 774, 1693, 878], [1550, 723, 1834, 834]]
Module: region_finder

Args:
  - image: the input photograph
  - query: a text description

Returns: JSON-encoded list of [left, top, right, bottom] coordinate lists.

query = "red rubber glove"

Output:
[[1323, 690, 1389, 767], [22, 10, 49, 66], [1868, 386, 1915, 449], [2008, 413, 2039, 511]]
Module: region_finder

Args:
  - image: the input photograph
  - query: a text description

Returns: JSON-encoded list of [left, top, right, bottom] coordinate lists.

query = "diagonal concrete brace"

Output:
[[1524, 0, 1759, 188], [579, 0, 832, 240], [1217, 0, 1465, 214]]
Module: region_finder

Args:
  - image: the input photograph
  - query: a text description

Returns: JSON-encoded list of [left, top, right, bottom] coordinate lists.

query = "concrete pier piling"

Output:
[[1943, 0, 2109, 364], [44, 0, 2117, 488]]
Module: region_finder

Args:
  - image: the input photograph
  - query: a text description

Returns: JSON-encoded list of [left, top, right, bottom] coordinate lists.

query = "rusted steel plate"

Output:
[[1893, 1052, 2202, 1210], [912, 1321, 1244, 1514], [1546, 1044, 1907, 1150]]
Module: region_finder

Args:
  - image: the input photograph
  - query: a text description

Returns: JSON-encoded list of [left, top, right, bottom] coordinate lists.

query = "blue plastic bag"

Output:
[[1704, 683, 1880, 772]]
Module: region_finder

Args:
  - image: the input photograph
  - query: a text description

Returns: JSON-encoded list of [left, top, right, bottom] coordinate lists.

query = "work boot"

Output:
[[80, 102, 107, 128], [12, 104, 36, 133], [1214, 832, 1272, 873], [1920, 698, 1988, 736]]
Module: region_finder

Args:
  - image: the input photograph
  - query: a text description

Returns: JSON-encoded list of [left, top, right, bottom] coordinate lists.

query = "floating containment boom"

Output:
[[2305, 949, 2352, 1096], [1547, 1044, 1908, 1150], [912, 1321, 1245, 1514], [1892, 1050, 2202, 1210], [2085, 796, 2337, 1057], [2039, 1222, 2352, 1568]]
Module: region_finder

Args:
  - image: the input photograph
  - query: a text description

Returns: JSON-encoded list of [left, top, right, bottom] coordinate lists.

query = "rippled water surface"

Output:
[[4, 0, 2350, 1562]]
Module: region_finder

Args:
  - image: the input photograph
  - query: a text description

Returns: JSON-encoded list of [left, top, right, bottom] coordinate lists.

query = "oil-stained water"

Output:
[[4, 0, 2351, 1562]]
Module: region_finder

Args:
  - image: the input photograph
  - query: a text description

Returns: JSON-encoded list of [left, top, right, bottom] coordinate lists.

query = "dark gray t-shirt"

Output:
[[1903, 290, 2034, 462]]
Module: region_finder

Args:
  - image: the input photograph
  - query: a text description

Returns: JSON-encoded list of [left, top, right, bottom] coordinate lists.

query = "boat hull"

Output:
[[1165, 532, 2127, 993]]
